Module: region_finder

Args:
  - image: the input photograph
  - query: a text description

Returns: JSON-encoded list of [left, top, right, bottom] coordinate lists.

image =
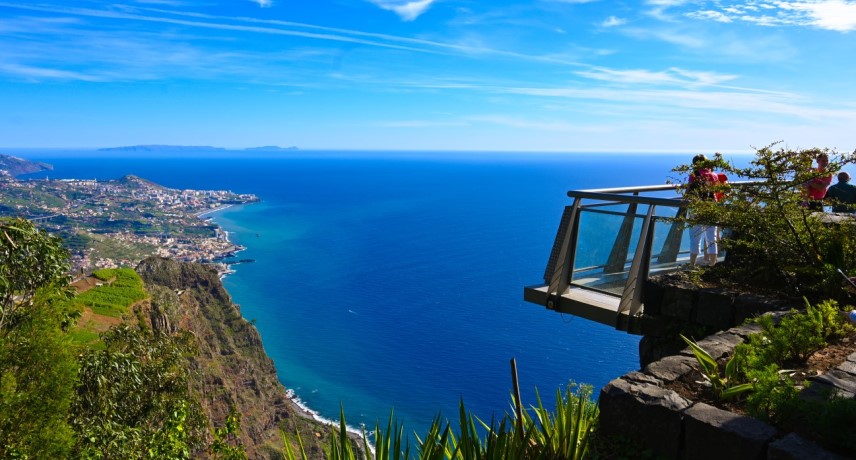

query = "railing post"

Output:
[[632, 214, 655, 317], [545, 198, 582, 308], [605, 193, 639, 273], [657, 205, 687, 263], [616, 204, 655, 330]]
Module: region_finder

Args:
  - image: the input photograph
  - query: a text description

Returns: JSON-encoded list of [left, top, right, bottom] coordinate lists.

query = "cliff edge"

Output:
[[135, 257, 332, 459]]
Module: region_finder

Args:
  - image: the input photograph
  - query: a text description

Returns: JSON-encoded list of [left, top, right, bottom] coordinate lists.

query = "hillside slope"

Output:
[[136, 257, 333, 459], [0, 153, 52, 176]]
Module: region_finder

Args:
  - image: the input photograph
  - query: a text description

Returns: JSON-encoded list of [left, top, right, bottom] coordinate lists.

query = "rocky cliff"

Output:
[[135, 257, 334, 459]]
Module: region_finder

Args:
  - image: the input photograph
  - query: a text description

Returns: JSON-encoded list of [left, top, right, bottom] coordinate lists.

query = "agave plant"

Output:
[[282, 383, 600, 460], [681, 334, 753, 401], [524, 384, 598, 460]]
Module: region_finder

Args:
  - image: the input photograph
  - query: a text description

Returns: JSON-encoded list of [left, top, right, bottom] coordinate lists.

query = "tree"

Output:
[[69, 323, 207, 459], [674, 144, 856, 297], [0, 217, 73, 331], [0, 218, 77, 457]]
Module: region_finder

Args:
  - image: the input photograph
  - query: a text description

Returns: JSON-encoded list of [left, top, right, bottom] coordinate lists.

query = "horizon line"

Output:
[[0, 146, 758, 155]]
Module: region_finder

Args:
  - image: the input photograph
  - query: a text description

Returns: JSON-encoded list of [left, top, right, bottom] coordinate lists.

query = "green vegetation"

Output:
[[674, 144, 856, 299], [70, 323, 207, 458], [681, 335, 752, 401], [685, 300, 856, 456], [68, 328, 101, 346], [87, 231, 159, 265], [672, 143, 856, 443], [1, 218, 210, 458], [0, 186, 67, 210], [74, 267, 147, 317], [741, 299, 850, 366], [1, 218, 78, 458], [669, 145, 856, 456], [58, 229, 93, 252], [210, 408, 249, 459], [283, 384, 599, 460]]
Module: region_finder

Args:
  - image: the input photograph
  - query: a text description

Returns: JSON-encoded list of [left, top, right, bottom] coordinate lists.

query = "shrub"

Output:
[[673, 144, 856, 298], [70, 324, 207, 458], [740, 299, 854, 366], [742, 364, 800, 423], [731, 299, 856, 456]]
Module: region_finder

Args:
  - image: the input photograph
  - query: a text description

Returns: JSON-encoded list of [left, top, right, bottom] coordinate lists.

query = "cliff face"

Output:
[[135, 257, 331, 459]]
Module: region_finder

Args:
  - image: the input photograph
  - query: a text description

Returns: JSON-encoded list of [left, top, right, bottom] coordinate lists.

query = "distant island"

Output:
[[98, 145, 226, 152], [244, 145, 299, 151], [0, 153, 53, 177]]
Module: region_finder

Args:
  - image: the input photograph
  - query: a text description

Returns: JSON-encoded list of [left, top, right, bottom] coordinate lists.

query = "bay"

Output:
[[14, 149, 691, 438]]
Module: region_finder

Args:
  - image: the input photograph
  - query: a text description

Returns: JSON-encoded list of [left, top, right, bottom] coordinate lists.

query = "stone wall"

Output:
[[598, 321, 856, 460], [638, 275, 796, 367]]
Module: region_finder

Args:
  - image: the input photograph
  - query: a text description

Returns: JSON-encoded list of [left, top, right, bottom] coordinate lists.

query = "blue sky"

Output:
[[1, 0, 855, 152]]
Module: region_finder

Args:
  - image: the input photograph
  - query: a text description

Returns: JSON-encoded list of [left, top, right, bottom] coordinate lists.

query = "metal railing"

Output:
[[543, 185, 687, 331], [541, 182, 763, 332]]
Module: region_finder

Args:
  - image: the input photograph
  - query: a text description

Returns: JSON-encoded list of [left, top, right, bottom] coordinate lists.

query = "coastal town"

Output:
[[0, 163, 259, 275]]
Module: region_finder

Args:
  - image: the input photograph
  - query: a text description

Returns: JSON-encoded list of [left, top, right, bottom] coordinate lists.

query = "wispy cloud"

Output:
[[0, 2, 588, 69], [466, 114, 610, 132], [601, 16, 627, 27], [0, 63, 108, 82], [367, 0, 435, 21], [575, 67, 737, 86], [686, 0, 856, 32], [497, 85, 856, 122], [374, 119, 467, 128], [622, 27, 707, 48], [253, 0, 273, 8], [689, 10, 733, 23], [546, 0, 602, 4], [133, 0, 194, 5]]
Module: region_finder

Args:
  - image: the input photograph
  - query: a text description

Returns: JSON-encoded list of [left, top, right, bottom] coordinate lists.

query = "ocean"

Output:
[[13, 149, 699, 438]]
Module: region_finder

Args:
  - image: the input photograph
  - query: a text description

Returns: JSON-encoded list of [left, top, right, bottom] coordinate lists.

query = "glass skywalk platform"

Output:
[[523, 184, 728, 335]]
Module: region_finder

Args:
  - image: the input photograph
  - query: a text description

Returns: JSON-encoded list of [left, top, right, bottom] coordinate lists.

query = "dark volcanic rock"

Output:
[[767, 433, 851, 460], [599, 378, 691, 459], [682, 402, 777, 460]]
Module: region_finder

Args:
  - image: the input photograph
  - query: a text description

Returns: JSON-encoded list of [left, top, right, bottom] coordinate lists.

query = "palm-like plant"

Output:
[[681, 334, 752, 401], [282, 383, 599, 460]]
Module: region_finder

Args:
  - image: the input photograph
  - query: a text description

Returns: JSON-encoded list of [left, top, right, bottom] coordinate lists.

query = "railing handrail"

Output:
[[572, 184, 682, 195], [568, 181, 764, 206], [573, 180, 762, 194], [569, 191, 683, 207]]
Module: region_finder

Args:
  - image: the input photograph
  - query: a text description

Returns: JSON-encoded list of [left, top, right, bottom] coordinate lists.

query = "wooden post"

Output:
[[510, 358, 525, 440]]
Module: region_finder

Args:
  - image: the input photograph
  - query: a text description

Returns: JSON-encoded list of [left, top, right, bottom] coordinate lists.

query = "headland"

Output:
[[0, 170, 259, 275]]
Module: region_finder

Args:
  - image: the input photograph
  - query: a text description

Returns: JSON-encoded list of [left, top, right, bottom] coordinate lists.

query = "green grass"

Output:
[[68, 329, 101, 347], [74, 268, 147, 318]]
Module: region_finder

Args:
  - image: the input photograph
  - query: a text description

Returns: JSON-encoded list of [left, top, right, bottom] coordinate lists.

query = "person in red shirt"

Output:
[[805, 153, 832, 211], [687, 154, 720, 267]]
